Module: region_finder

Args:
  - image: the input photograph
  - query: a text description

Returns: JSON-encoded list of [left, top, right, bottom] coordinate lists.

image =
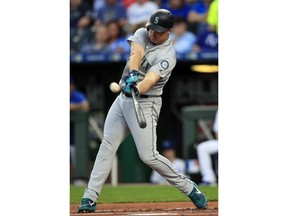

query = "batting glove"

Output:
[[124, 70, 139, 84], [124, 83, 139, 96]]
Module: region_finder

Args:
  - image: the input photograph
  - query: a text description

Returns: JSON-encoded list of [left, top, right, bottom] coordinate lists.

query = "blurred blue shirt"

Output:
[[170, 32, 197, 54], [163, 4, 191, 20], [70, 90, 87, 104], [196, 30, 218, 51], [108, 37, 130, 53], [96, 2, 127, 23], [190, 0, 209, 14]]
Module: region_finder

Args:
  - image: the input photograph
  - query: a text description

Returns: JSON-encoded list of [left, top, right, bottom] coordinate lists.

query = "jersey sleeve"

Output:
[[148, 55, 176, 78], [127, 28, 147, 48]]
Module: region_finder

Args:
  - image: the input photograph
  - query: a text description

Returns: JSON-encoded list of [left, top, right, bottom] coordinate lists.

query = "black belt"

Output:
[[121, 91, 160, 98]]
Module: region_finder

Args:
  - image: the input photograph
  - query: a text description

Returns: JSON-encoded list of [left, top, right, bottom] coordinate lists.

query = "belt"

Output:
[[121, 91, 160, 98]]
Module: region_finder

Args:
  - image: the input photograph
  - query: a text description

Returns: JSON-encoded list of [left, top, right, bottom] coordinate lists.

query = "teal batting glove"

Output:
[[124, 70, 139, 84]]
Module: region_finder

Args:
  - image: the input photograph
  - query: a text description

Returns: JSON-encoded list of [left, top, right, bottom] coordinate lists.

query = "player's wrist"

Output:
[[131, 84, 140, 96], [130, 69, 139, 74]]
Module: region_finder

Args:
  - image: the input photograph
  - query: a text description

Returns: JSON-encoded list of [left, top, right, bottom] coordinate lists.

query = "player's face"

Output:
[[148, 29, 170, 45]]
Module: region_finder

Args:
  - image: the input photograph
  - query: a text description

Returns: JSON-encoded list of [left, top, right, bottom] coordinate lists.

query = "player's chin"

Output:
[[150, 39, 159, 45], [149, 37, 156, 43]]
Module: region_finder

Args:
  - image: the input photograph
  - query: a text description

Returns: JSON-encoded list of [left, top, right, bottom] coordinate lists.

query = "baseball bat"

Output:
[[131, 88, 147, 129]]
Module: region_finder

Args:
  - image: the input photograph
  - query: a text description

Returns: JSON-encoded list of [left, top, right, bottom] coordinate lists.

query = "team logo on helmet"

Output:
[[154, 17, 159, 24], [160, 60, 169, 70]]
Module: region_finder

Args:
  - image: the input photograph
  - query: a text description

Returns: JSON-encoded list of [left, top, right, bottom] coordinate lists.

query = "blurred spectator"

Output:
[[106, 20, 130, 53], [70, 0, 93, 53], [192, 28, 218, 52], [196, 110, 218, 186], [163, 0, 191, 20], [150, 140, 186, 184], [122, 0, 136, 8], [192, 0, 217, 52], [127, 0, 159, 33], [206, 0, 218, 34], [94, 0, 127, 28], [187, 0, 212, 35], [170, 17, 197, 54], [70, 0, 92, 32], [92, 0, 105, 18], [70, 77, 90, 186], [70, 77, 90, 112], [127, 0, 158, 33], [154, 0, 169, 8], [80, 25, 110, 53]]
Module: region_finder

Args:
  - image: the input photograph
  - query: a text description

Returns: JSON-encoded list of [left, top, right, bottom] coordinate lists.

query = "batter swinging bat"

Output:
[[109, 82, 147, 129], [131, 88, 147, 129]]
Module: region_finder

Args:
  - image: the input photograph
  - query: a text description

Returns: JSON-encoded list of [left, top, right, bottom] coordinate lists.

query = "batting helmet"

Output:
[[146, 9, 174, 33]]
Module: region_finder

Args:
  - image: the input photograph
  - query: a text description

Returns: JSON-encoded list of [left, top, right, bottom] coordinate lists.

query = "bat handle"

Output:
[[131, 87, 137, 101], [131, 88, 147, 129]]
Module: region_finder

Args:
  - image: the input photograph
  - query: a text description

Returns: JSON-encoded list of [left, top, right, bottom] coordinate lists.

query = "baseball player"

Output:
[[197, 110, 218, 186], [78, 9, 207, 213]]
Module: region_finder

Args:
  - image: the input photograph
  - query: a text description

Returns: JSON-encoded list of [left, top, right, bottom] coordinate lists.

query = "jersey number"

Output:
[[140, 57, 151, 72]]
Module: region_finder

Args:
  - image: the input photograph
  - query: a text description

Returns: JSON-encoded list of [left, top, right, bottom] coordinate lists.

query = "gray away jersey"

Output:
[[120, 28, 176, 96]]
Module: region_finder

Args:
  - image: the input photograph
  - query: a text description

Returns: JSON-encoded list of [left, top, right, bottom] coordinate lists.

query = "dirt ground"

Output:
[[70, 201, 218, 216]]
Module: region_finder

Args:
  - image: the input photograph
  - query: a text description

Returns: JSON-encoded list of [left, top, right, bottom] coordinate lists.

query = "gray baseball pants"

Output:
[[83, 93, 194, 202]]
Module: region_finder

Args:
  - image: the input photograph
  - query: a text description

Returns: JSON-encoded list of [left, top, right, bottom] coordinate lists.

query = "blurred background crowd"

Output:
[[71, 0, 218, 55]]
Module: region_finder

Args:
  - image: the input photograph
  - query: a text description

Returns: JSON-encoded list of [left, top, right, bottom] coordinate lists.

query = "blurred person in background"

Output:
[[80, 24, 110, 53], [127, 0, 159, 33], [163, 0, 192, 20], [192, 27, 218, 52], [70, 77, 90, 186], [122, 0, 137, 9], [206, 0, 218, 34], [71, 0, 92, 35], [106, 20, 130, 53], [187, 0, 212, 35], [196, 110, 218, 186], [70, 78, 90, 112], [150, 140, 186, 184], [92, 0, 105, 19], [169, 16, 197, 54], [154, 0, 169, 7], [94, 0, 127, 28], [70, 0, 93, 53], [191, 0, 217, 52]]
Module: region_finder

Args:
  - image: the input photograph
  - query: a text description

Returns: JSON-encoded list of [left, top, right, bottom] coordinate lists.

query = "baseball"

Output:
[[110, 82, 120, 93]]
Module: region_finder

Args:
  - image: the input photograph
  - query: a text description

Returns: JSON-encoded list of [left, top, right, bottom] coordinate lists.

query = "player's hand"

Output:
[[125, 83, 139, 96], [124, 70, 139, 84]]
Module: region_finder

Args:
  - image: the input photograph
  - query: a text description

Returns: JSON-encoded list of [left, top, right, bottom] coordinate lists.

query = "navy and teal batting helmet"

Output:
[[146, 9, 174, 33]]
